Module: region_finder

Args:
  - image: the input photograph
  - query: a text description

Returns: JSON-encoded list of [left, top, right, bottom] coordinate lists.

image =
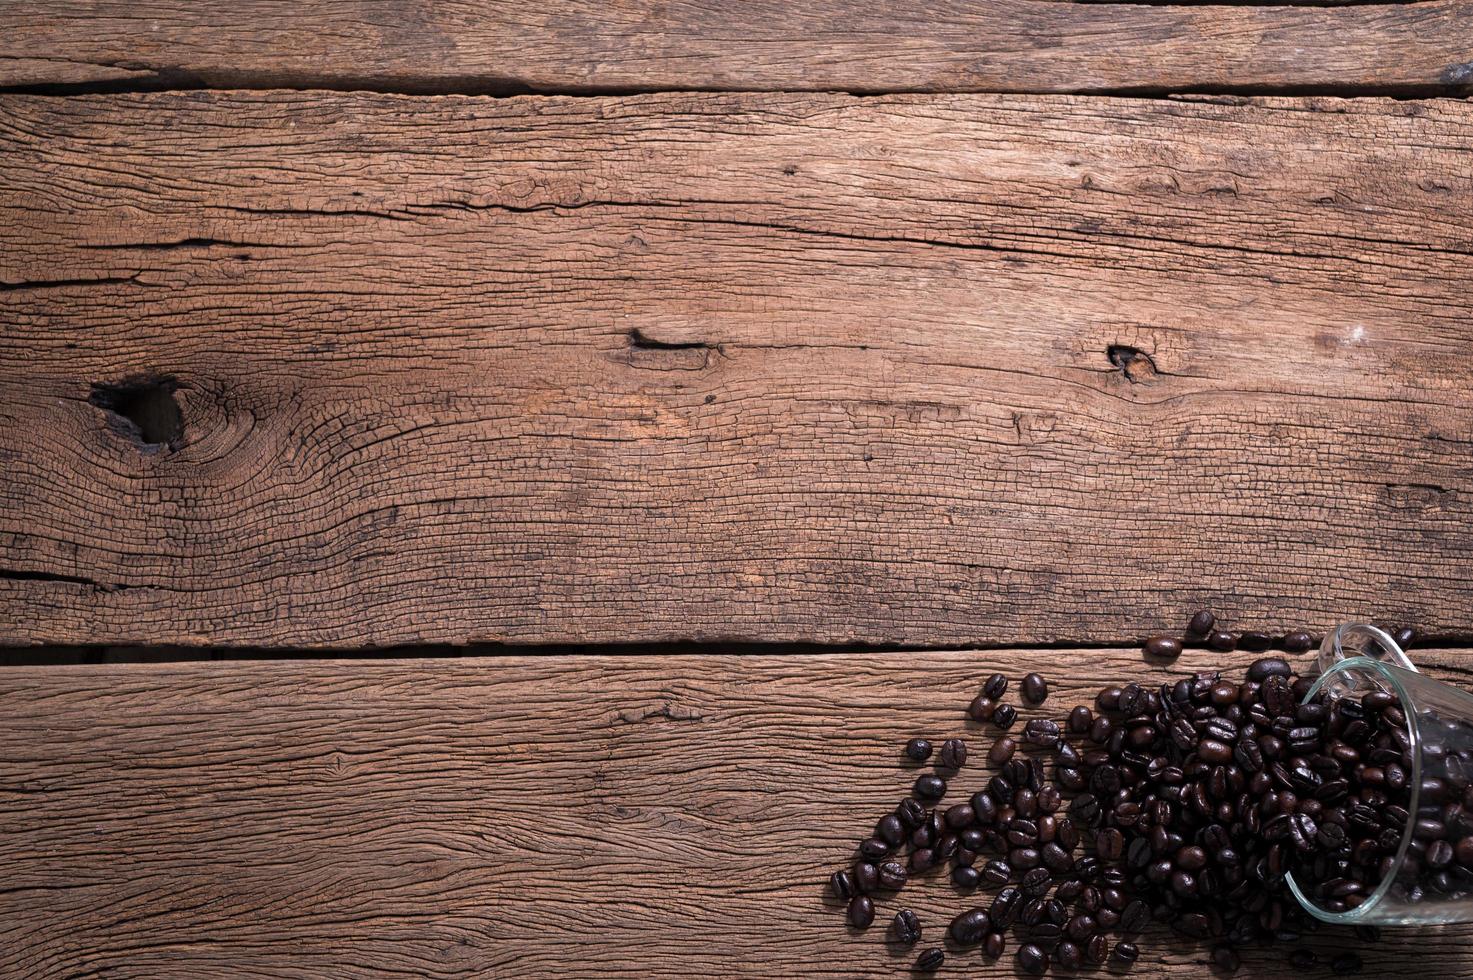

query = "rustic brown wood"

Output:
[[1, 647, 1471, 977], [4, 91, 1473, 648], [1, 1, 1472, 96]]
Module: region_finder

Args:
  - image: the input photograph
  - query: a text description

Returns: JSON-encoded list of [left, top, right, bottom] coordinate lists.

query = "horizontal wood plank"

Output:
[[3, 91, 1473, 647], [2, 1, 1473, 96], [3, 648, 1472, 977]]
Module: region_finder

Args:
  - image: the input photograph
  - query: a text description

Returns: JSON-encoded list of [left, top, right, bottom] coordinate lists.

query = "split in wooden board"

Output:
[[3, 91, 1473, 648], [2, 647, 1472, 977], [1, 0, 1472, 96]]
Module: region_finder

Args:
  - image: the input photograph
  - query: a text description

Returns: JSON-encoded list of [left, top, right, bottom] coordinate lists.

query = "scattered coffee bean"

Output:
[[1283, 631, 1314, 653], [948, 908, 990, 946], [1189, 609, 1216, 636], [1394, 627, 1416, 649], [989, 735, 1017, 765], [1022, 672, 1049, 705], [913, 774, 946, 801], [832, 626, 1451, 977], [878, 861, 908, 890], [1288, 948, 1318, 971], [914, 948, 944, 972], [1144, 636, 1182, 659], [892, 908, 921, 946], [1240, 630, 1273, 651], [1208, 630, 1237, 652], [903, 737, 932, 762], [1023, 719, 1060, 748], [1017, 943, 1048, 976]]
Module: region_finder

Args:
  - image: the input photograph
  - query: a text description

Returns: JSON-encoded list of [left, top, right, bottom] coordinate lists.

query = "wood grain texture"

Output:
[[4, 91, 1473, 648], [2, 1, 1473, 96], [3, 647, 1473, 978]]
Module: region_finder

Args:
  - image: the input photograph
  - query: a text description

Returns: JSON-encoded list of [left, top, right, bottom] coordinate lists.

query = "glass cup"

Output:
[[1286, 624, 1473, 924]]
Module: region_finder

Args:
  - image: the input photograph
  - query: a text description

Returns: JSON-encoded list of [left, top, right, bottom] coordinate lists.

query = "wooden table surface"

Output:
[[3, 3, 1473, 977]]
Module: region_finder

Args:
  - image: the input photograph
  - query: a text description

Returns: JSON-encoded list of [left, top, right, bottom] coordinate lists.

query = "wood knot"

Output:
[[1106, 345, 1158, 384], [88, 377, 183, 450]]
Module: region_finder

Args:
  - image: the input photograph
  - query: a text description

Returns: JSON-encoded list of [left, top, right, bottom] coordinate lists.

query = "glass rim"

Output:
[[1286, 656, 1422, 924]]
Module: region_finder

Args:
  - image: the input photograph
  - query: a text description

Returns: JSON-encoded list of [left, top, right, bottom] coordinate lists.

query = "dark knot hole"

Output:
[[88, 378, 183, 448]]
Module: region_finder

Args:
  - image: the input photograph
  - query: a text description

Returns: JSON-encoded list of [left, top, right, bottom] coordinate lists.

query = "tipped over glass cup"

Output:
[[1286, 624, 1473, 925]]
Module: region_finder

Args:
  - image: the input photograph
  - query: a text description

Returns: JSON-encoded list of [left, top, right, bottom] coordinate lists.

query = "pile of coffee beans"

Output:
[[828, 615, 1469, 974]]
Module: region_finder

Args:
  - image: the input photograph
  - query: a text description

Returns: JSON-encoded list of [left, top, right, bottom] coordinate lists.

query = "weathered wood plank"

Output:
[[3, 91, 1473, 648], [2, 648, 1472, 977], [2, 1, 1472, 96]]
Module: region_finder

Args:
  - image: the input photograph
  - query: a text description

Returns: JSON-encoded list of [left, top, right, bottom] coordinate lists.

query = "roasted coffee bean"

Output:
[[1288, 949, 1318, 971], [1042, 842, 1073, 874], [1111, 941, 1139, 965], [829, 869, 854, 900], [1056, 939, 1083, 971], [1394, 627, 1416, 649], [948, 908, 991, 945], [876, 813, 905, 846], [1022, 672, 1050, 705], [1208, 630, 1237, 652], [1248, 657, 1292, 681], [968, 695, 997, 722], [989, 735, 1017, 764], [1144, 636, 1183, 659], [1017, 944, 1049, 976], [983, 673, 1009, 699], [982, 858, 1011, 886], [892, 908, 921, 945], [847, 895, 874, 928], [991, 887, 1022, 927], [904, 737, 933, 761], [1023, 719, 1061, 748], [858, 837, 889, 861], [1240, 631, 1273, 652], [952, 865, 981, 889], [984, 931, 1006, 959], [895, 797, 926, 831], [1189, 610, 1216, 636], [878, 861, 908, 890], [913, 774, 947, 801], [1198, 738, 1232, 764], [1022, 867, 1052, 897], [1283, 631, 1314, 653], [909, 848, 934, 872], [944, 803, 974, 830], [992, 703, 1018, 730], [1086, 933, 1110, 965], [914, 948, 944, 972], [854, 862, 879, 893], [1066, 913, 1095, 942], [1213, 944, 1242, 972], [1120, 899, 1149, 932], [938, 737, 967, 771]]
